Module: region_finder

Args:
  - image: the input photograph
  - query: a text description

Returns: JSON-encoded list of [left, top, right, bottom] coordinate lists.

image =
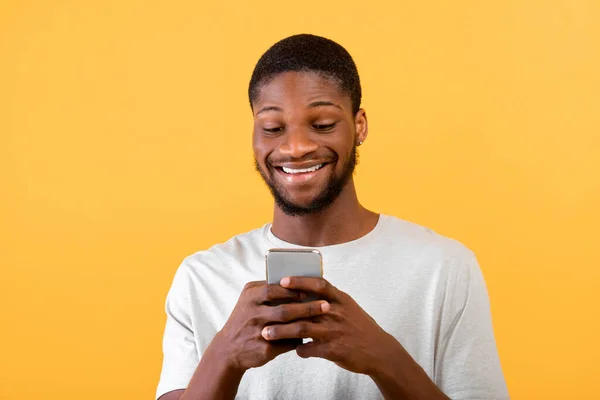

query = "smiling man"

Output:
[[156, 34, 509, 400]]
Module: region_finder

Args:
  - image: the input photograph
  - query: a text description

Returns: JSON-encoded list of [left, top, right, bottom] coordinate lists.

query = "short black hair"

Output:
[[248, 34, 362, 114]]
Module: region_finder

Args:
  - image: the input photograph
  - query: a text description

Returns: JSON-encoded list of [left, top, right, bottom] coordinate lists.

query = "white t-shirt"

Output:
[[156, 215, 509, 399]]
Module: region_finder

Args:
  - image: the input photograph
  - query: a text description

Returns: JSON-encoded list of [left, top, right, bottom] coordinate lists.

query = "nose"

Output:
[[278, 128, 319, 159]]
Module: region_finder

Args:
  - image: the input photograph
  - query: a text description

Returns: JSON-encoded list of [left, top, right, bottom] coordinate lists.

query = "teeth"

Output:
[[282, 163, 324, 174]]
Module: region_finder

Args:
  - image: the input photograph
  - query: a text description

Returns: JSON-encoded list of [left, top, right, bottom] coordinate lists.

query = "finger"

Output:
[[254, 283, 303, 304], [279, 277, 336, 300], [261, 320, 327, 341], [296, 340, 329, 359], [265, 300, 331, 323], [268, 339, 301, 358], [242, 280, 265, 291]]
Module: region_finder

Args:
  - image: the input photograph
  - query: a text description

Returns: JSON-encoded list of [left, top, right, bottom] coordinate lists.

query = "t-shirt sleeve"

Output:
[[435, 250, 510, 399], [156, 262, 199, 399]]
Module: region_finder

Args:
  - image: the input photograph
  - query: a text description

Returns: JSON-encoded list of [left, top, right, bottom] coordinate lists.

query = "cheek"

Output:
[[251, 131, 260, 151], [252, 139, 274, 165], [321, 136, 352, 159]]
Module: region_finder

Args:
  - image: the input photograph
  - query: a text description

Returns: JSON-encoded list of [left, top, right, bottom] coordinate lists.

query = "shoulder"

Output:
[[375, 215, 481, 290], [380, 215, 486, 309], [171, 224, 269, 288], [187, 224, 268, 264], [380, 214, 476, 264]]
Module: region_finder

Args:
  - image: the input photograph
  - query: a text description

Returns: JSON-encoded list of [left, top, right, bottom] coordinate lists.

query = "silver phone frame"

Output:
[[265, 248, 323, 283]]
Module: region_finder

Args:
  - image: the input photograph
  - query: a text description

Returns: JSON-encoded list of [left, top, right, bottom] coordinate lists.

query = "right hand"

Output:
[[210, 280, 331, 373]]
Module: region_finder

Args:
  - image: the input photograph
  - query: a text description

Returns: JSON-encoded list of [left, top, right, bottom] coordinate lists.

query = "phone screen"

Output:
[[265, 249, 323, 285]]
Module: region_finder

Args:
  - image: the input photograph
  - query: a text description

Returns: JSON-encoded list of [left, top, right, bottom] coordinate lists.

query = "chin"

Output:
[[281, 190, 324, 207], [275, 192, 338, 217], [288, 199, 317, 210]]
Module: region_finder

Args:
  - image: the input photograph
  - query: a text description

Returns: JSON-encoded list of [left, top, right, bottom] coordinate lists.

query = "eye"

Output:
[[312, 123, 336, 132], [263, 126, 284, 135]]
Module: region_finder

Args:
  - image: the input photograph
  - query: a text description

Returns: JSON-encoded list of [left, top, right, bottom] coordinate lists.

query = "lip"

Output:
[[273, 162, 331, 184], [273, 161, 330, 169]]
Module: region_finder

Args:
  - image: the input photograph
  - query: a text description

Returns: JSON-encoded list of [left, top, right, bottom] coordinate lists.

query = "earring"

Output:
[[358, 141, 363, 146]]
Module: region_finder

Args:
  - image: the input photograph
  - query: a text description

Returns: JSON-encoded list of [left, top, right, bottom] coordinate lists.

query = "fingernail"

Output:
[[321, 302, 330, 313], [262, 327, 270, 340], [280, 277, 290, 287]]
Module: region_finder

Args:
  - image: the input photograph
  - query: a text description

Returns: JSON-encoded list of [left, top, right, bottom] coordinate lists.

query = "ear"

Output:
[[354, 109, 368, 146]]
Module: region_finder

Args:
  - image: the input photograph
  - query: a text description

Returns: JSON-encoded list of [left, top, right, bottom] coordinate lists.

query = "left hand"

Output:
[[261, 276, 398, 375]]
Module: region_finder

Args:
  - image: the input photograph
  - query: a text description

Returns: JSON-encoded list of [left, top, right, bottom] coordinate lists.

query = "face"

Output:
[[252, 71, 367, 216]]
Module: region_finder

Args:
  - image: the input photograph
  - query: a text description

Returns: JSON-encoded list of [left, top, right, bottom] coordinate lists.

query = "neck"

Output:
[[271, 180, 379, 247]]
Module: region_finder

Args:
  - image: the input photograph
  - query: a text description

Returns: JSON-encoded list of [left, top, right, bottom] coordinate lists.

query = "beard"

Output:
[[254, 146, 358, 217]]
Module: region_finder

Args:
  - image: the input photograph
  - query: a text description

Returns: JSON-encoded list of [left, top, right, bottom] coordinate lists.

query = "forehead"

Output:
[[253, 71, 350, 109]]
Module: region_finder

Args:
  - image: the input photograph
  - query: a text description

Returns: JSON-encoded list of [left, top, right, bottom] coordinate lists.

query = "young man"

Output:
[[156, 34, 509, 400]]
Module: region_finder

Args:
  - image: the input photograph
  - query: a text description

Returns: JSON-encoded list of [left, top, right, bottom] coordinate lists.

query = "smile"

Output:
[[273, 162, 331, 184], [281, 164, 324, 174]]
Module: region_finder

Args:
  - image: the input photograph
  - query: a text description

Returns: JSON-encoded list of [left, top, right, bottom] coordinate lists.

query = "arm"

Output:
[[164, 334, 448, 400], [177, 334, 244, 400], [156, 274, 331, 400], [266, 256, 508, 400], [263, 277, 449, 399], [369, 333, 449, 400]]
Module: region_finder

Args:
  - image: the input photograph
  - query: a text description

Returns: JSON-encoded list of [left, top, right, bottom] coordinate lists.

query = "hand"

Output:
[[260, 277, 397, 375], [213, 281, 331, 373]]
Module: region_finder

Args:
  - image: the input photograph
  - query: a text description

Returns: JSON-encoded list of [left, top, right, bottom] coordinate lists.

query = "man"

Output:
[[156, 34, 508, 400]]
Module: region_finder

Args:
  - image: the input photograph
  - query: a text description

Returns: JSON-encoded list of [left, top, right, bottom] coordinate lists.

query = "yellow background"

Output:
[[1, 0, 599, 399]]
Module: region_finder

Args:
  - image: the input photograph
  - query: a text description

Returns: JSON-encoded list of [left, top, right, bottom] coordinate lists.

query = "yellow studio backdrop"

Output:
[[1, 0, 598, 399]]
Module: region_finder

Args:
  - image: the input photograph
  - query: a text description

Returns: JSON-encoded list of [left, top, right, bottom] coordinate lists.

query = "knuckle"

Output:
[[296, 322, 309, 337], [243, 283, 261, 301], [263, 285, 274, 300], [244, 281, 261, 291], [307, 303, 318, 316], [335, 313, 347, 324], [329, 325, 343, 339], [248, 314, 263, 326], [274, 306, 289, 322]]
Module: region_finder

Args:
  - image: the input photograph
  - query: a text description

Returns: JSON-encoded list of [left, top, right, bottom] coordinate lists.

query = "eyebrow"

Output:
[[308, 101, 342, 110], [256, 106, 282, 115], [256, 101, 343, 116]]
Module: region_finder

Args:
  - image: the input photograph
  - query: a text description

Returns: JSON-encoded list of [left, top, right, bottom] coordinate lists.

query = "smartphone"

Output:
[[266, 248, 323, 285], [265, 249, 323, 344]]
